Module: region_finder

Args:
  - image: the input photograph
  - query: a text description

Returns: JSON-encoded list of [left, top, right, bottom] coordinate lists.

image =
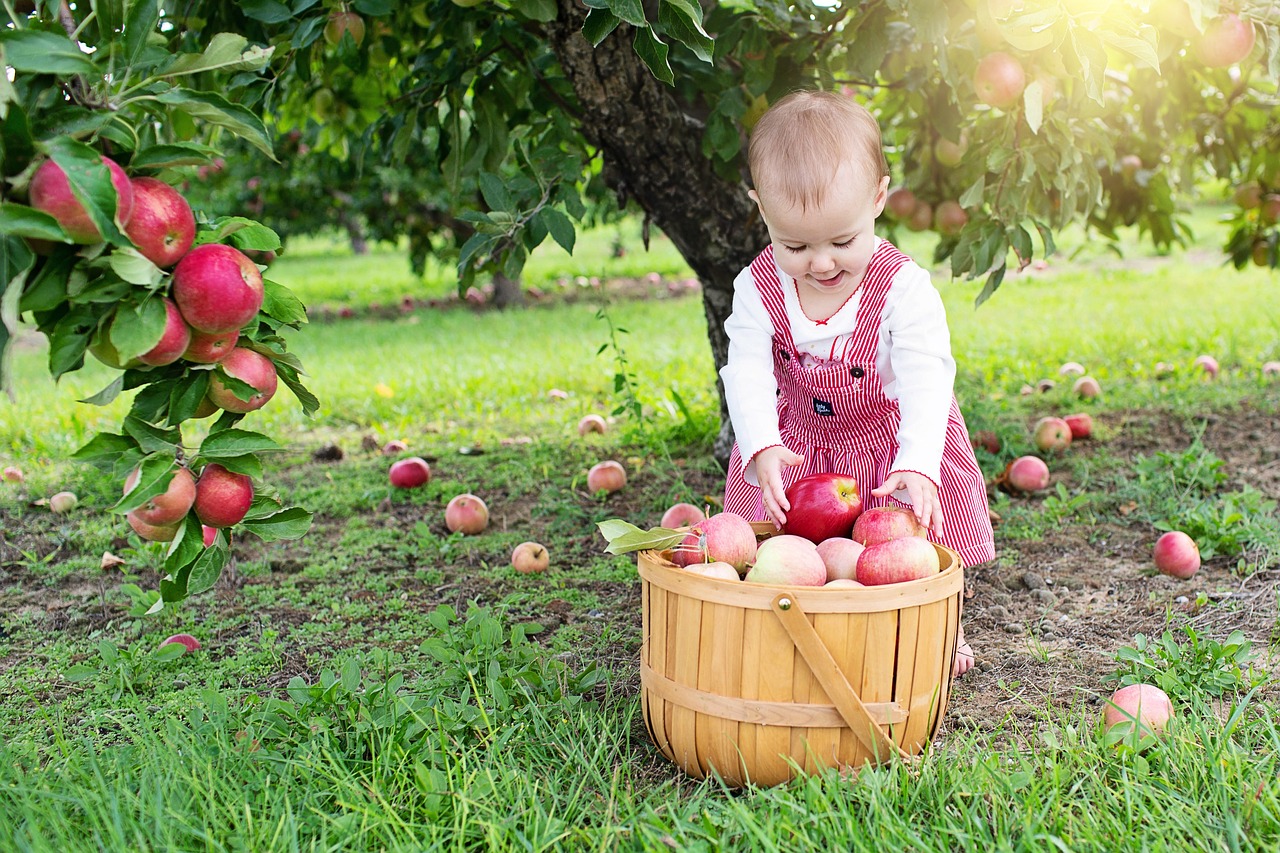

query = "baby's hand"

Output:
[[753, 446, 804, 528], [871, 471, 944, 535]]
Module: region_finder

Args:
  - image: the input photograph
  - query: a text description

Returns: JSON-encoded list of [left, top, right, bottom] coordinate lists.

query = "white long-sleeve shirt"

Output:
[[719, 241, 957, 486]]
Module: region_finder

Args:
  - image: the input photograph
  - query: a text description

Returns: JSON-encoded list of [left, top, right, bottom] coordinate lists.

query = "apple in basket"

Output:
[[816, 537, 865, 582], [743, 535, 827, 586], [856, 537, 941, 586], [782, 472, 863, 543], [684, 561, 741, 581], [851, 505, 927, 547], [669, 511, 757, 571]]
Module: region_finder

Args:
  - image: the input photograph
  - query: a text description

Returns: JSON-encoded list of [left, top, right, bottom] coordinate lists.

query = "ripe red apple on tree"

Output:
[[124, 465, 195, 526], [138, 298, 193, 367], [743, 534, 827, 586], [183, 328, 238, 364], [445, 493, 489, 534], [670, 511, 757, 570], [172, 244, 265, 334], [782, 472, 863, 543], [324, 10, 366, 45], [511, 541, 550, 574], [127, 510, 180, 542], [660, 502, 706, 529], [1153, 531, 1200, 579], [851, 505, 927, 547], [206, 347, 278, 413], [934, 200, 968, 236], [973, 51, 1026, 109], [123, 176, 195, 267], [1194, 13, 1255, 67], [587, 460, 627, 493], [1234, 182, 1263, 210], [388, 457, 431, 488], [1033, 416, 1073, 452], [934, 135, 967, 168], [884, 188, 917, 220], [906, 200, 933, 232], [1063, 413, 1093, 439], [1261, 195, 1280, 226], [856, 537, 941, 586], [193, 464, 254, 528], [28, 156, 134, 243]]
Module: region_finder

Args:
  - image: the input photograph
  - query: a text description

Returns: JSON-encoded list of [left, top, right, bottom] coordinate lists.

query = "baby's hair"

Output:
[[748, 90, 889, 211]]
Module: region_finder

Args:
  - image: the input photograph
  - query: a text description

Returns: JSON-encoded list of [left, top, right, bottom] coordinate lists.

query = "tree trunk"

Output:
[[491, 273, 525, 308], [544, 2, 769, 469]]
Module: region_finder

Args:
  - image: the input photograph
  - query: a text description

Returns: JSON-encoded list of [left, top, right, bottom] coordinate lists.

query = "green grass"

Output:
[[2, 207, 1280, 850]]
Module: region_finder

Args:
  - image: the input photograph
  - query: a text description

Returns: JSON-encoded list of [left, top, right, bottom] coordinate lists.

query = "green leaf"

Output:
[[261, 279, 307, 326], [276, 362, 319, 416], [167, 371, 211, 425], [241, 507, 314, 542], [47, 306, 94, 379], [18, 252, 72, 313], [0, 203, 70, 242], [164, 514, 205, 573], [155, 89, 276, 160], [78, 374, 125, 407], [542, 208, 576, 255], [658, 0, 713, 63], [123, 0, 161, 68], [596, 519, 688, 554], [42, 137, 129, 246], [632, 26, 674, 86], [123, 415, 182, 454], [240, 0, 295, 24], [186, 546, 229, 597], [108, 247, 164, 286], [199, 428, 281, 458], [582, 8, 621, 47], [164, 33, 274, 76], [598, 0, 645, 26], [129, 143, 221, 171], [210, 217, 282, 250], [110, 298, 167, 361], [206, 453, 263, 480], [0, 30, 97, 74], [975, 263, 1007, 308], [113, 453, 177, 514], [71, 432, 138, 472], [478, 172, 514, 212], [1, 241, 33, 398], [958, 176, 986, 209], [515, 0, 557, 22], [1023, 80, 1044, 135], [129, 378, 178, 423]]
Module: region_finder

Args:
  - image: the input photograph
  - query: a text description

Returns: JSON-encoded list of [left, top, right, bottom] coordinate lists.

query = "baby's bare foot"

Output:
[[953, 638, 975, 678]]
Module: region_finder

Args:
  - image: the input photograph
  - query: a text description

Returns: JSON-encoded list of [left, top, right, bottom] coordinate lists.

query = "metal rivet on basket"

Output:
[[778, 597, 792, 610]]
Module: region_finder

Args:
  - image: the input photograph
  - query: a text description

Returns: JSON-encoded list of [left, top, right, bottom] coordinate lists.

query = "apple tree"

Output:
[[1, 2, 317, 610]]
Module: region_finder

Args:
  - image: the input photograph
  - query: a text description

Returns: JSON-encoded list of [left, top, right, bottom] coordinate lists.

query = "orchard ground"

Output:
[[2, 206, 1280, 847]]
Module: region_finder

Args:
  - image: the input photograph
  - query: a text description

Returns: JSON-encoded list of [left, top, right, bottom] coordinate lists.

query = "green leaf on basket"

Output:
[[596, 519, 687, 555]]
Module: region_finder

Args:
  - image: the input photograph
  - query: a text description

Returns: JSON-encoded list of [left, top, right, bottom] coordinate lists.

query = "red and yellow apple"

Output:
[[124, 465, 195, 526], [1153, 531, 1200, 579], [783, 472, 863, 543], [172, 244, 265, 334], [744, 534, 827, 586], [28, 156, 134, 243], [193, 464, 254, 528], [206, 347, 278, 413], [856, 536, 941, 585], [851, 505, 927, 547], [124, 176, 196, 268], [389, 457, 431, 489], [511, 541, 550, 574], [445, 493, 489, 534], [670, 511, 757, 570]]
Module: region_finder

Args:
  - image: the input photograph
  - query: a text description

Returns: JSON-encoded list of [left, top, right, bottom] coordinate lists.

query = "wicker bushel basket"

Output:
[[638, 522, 963, 787]]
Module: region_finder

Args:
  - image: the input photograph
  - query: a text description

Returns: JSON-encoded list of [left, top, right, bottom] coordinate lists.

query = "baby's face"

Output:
[[754, 163, 888, 303]]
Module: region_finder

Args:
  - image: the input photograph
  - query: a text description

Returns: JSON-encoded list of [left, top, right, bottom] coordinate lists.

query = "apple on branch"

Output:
[[28, 156, 133, 243]]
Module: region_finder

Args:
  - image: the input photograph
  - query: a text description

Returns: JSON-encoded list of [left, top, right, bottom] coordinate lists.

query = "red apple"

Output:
[[934, 200, 968, 236], [445, 493, 489, 534], [127, 510, 179, 542], [193, 464, 254, 528], [1153, 531, 1200, 579], [511, 541, 550, 574], [172, 244, 265, 334], [1263, 361, 1280, 377], [974, 51, 1026, 109], [1194, 13, 1255, 67], [1262, 195, 1280, 226], [1234, 182, 1263, 210], [885, 187, 917, 220], [670, 511, 757, 570], [49, 491, 78, 513], [137, 298, 193, 367], [856, 537, 941, 586], [906, 200, 933, 232], [1073, 376, 1102, 399], [1103, 683, 1173, 736], [160, 633, 201, 653], [934, 136, 967, 168], [28, 156, 134, 243], [971, 430, 1001, 454], [124, 465, 196, 526], [124, 176, 195, 267], [851, 505, 927, 547], [1003, 456, 1051, 492], [381, 439, 409, 455], [1059, 361, 1086, 377], [324, 10, 365, 45], [816, 537, 866, 582], [1033, 416, 1073, 452], [1063, 413, 1093, 439], [824, 579, 864, 588], [587, 460, 626, 494], [685, 561, 741, 581], [3, 466, 23, 483], [660, 502, 706, 529], [183, 329, 239, 364], [1194, 354, 1219, 378], [577, 414, 608, 436], [389, 457, 431, 489], [783, 472, 863, 543], [206, 347, 278, 413], [202, 524, 218, 547], [744, 535, 827, 586]]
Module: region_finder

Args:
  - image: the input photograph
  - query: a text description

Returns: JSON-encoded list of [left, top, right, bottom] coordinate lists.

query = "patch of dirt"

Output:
[[2, 402, 1278, 752]]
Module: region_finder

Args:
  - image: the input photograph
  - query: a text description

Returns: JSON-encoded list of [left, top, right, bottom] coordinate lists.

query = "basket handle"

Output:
[[770, 592, 910, 763]]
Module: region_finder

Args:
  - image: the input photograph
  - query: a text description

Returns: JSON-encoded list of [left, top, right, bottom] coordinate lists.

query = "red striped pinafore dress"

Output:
[[723, 242, 996, 568]]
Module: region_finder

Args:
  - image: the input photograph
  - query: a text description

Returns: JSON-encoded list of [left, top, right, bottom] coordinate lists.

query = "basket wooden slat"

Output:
[[638, 521, 964, 787]]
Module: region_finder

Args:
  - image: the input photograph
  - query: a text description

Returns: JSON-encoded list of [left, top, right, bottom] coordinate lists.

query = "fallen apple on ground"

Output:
[[511, 541, 550, 573], [587, 460, 626, 494], [851, 505, 927, 547], [381, 439, 409, 455], [744, 535, 827, 586], [1059, 361, 1086, 377], [388, 457, 431, 489], [1001, 456, 1051, 493], [49, 491, 78, 514], [856, 537, 941, 585], [1103, 683, 1173, 737], [445, 493, 489, 534], [577, 414, 608, 436], [2, 466, 23, 483], [1193, 354, 1220, 378], [970, 430, 1001, 454], [782, 472, 863, 543], [1153, 531, 1200, 579], [1033, 416, 1073, 452], [1063, 413, 1093, 439], [670, 511, 757, 570], [160, 633, 201, 653], [1073, 376, 1102, 399], [660, 502, 705, 529]]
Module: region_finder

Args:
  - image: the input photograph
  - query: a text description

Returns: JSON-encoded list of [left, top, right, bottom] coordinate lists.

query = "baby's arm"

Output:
[[753, 444, 805, 528]]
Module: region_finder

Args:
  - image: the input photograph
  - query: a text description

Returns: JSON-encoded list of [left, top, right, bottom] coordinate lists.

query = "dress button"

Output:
[[780, 350, 791, 361], [850, 366, 865, 378]]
